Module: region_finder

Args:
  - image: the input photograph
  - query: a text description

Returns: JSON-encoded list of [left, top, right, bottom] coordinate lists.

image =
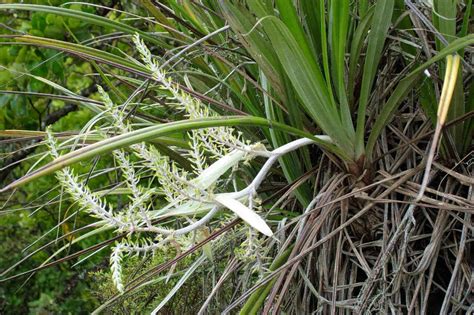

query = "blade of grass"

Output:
[[138, 0, 182, 39], [150, 255, 207, 314], [459, 0, 472, 38], [9, 35, 149, 75], [240, 246, 293, 314]]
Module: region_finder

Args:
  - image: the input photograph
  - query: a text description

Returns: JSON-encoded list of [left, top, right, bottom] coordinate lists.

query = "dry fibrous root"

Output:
[[243, 153, 472, 314], [243, 117, 473, 315]]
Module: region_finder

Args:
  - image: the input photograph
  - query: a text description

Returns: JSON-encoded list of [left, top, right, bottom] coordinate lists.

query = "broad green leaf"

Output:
[[247, 0, 273, 18]]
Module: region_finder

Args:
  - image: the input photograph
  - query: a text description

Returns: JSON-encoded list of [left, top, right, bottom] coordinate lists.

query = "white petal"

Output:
[[214, 194, 273, 236]]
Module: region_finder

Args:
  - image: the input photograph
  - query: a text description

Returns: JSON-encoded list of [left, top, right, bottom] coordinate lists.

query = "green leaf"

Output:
[[10, 35, 148, 75], [262, 71, 311, 206], [218, 1, 285, 96], [355, 0, 394, 158], [297, 1, 323, 59], [328, 0, 353, 132], [240, 246, 293, 314], [347, 7, 374, 105], [275, 0, 314, 64], [260, 17, 355, 158], [150, 255, 207, 314]]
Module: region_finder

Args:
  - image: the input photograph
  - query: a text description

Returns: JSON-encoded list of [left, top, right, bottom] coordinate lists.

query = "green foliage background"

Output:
[[1, 1, 128, 313]]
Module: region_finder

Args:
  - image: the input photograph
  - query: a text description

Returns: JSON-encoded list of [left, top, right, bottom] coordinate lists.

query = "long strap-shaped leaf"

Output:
[[260, 16, 355, 157], [10, 35, 148, 73], [328, 0, 353, 134], [347, 7, 375, 106], [1, 117, 345, 192], [222, 0, 354, 156], [218, 1, 285, 97], [232, 1, 313, 206], [239, 246, 293, 314]]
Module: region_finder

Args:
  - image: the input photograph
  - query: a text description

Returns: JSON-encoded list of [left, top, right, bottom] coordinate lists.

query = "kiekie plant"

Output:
[[0, 1, 473, 313]]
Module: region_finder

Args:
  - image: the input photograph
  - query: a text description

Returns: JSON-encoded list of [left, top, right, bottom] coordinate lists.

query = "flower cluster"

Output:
[[133, 34, 247, 161], [46, 36, 322, 294]]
